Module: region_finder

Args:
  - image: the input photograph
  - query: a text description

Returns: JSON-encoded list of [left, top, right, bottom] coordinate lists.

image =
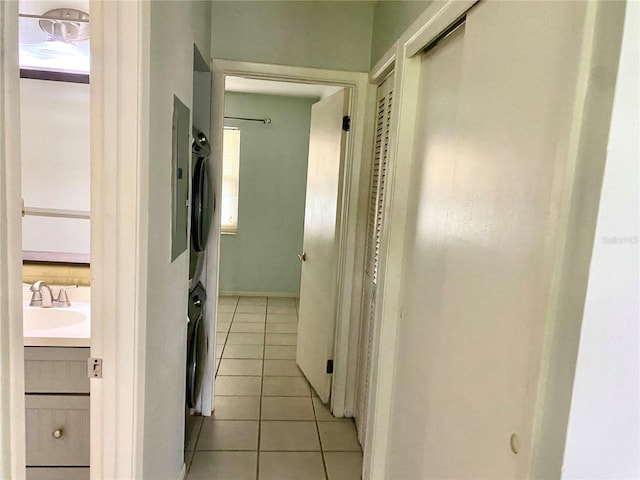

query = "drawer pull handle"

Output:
[[52, 429, 64, 439]]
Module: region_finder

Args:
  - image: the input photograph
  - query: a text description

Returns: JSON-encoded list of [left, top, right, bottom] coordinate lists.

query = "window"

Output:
[[221, 127, 241, 233]]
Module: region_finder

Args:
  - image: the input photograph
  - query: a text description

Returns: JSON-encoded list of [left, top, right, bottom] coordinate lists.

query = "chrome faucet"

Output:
[[30, 280, 54, 307], [29, 281, 76, 308]]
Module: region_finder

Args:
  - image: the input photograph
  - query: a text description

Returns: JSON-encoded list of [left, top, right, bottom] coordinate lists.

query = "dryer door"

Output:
[[191, 155, 214, 253], [186, 283, 208, 409], [186, 312, 208, 408]]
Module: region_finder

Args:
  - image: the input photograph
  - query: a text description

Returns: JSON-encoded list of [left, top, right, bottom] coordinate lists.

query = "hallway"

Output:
[[185, 295, 363, 479]]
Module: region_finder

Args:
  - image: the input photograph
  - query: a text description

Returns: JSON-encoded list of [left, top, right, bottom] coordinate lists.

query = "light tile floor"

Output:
[[185, 296, 363, 480]]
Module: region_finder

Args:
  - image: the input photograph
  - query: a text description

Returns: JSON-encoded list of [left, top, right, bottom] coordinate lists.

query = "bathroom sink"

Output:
[[23, 308, 86, 331]]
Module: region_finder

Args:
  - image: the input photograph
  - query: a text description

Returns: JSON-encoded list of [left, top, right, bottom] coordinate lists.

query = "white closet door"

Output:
[[387, 1, 594, 477], [355, 72, 394, 445], [386, 25, 466, 475]]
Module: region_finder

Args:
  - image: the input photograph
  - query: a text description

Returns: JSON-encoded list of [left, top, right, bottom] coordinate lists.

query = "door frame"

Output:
[[1, 2, 152, 477], [210, 59, 374, 417], [90, 1, 150, 478], [363, 0, 625, 478], [0, 1, 26, 477]]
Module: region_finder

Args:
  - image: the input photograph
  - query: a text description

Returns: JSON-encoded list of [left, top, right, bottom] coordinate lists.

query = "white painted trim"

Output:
[[213, 59, 368, 89], [194, 57, 215, 419], [369, 42, 397, 84], [405, 0, 477, 58], [529, 2, 627, 476], [337, 85, 376, 419], [364, 47, 422, 480], [219, 291, 300, 299], [211, 59, 371, 418], [0, 2, 26, 478], [364, 2, 478, 478], [205, 58, 226, 417], [177, 462, 186, 480], [90, 1, 150, 478]]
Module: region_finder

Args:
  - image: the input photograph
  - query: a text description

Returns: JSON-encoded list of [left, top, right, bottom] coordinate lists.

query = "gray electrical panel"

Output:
[[171, 95, 190, 261]]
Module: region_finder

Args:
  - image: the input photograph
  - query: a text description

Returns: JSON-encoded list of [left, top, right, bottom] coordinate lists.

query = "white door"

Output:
[[296, 89, 350, 404], [355, 72, 394, 444], [386, 2, 599, 477]]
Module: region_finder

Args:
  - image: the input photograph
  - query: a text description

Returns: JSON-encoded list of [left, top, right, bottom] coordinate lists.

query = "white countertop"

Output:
[[23, 285, 91, 347]]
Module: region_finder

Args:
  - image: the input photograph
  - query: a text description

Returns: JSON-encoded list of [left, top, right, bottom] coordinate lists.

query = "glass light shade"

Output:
[[19, 15, 90, 75]]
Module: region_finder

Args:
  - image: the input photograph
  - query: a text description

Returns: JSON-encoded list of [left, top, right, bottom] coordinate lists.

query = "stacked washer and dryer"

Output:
[[186, 129, 214, 415]]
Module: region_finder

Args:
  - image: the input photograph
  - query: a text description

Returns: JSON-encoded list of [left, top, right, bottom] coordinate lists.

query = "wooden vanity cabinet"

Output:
[[24, 347, 90, 480]]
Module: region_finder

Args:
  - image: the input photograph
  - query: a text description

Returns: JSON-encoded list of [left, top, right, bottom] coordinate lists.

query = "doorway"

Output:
[[216, 75, 345, 406], [19, 3, 92, 478], [218, 76, 351, 403], [183, 65, 370, 478], [208, 60, 371, 422]]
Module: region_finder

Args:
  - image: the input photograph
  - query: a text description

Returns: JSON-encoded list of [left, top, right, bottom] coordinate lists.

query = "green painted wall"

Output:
[[211, 1, 375, 72], [219, 92, 316, 295], [370, 1, 431, 68]]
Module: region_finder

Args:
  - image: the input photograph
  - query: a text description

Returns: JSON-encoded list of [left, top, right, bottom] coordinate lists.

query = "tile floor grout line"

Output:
[[214, 296, 238, 378], [311, 393, 330, 480], [256, 295, 269, 480], [299, 297, 330, 480], [187, 415, 205, 474], [206, 295, 347, 479], [305, 286, 337, 480], [193, 448, 355, 452], [223, 295, 261, 478], [188, 297, 238, 476]]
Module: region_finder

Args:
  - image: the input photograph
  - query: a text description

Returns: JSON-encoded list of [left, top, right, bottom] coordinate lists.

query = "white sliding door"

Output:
[[387, 1, 600, 477]]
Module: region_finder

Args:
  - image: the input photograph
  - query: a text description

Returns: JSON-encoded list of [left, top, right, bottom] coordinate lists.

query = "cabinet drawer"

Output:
[[25, 347, 90, 394], [25, 395, 89, 467], [26, 467, 89, 480]]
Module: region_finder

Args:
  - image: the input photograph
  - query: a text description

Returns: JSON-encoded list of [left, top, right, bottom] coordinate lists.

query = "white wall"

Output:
[[562, 2, 640, 477], [20, 79, 90, 256], [142, 1, 211, 478]]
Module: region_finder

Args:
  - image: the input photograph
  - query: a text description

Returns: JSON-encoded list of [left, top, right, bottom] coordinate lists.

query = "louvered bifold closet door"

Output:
[[355, 72, 394, 445]]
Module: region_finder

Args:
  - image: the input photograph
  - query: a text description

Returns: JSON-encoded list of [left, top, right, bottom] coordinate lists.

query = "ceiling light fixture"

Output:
[[20, 8, 89, 43]]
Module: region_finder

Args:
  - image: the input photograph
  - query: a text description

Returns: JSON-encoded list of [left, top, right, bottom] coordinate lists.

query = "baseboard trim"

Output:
[[219, 290, 299, 298]]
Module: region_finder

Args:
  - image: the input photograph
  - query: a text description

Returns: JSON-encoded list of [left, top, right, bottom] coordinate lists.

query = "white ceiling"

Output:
[[225, 76, 342, 100]]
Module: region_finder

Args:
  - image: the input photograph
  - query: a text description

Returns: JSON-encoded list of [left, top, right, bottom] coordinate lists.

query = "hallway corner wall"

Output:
[[143, 1, 212, 478]]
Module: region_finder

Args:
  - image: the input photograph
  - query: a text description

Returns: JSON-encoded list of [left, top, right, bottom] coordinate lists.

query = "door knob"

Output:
[[52, 428, 64, 439], [298, 252, 306, 262]]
